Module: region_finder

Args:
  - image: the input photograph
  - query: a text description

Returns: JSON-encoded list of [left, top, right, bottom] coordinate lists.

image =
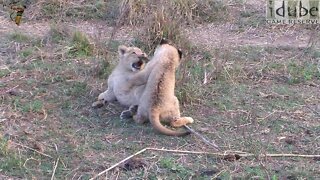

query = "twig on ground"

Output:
[[183, 125, 220, 151], [89, 148, 148, 180], [306, 105, 320, 117], [0, 85, 19, 95], [51, 156, 60, 180], [11, 141, 53, 158], [89, 147, 320, 180], [23, 157, 40, 170], [42, 108, 48, 120], [4, 85, 19, 93]]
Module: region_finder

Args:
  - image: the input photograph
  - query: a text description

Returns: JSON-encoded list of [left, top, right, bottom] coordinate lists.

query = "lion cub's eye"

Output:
[[131, 52, 137, 55]]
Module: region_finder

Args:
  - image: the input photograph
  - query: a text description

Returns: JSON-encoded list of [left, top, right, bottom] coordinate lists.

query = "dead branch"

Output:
[[0, 85, 18, 95], [89, 148, 148, 180], [183, 125, 220, 151], [89, 147, 320, 180], [306, 105, 320, 117], [11, 141, 53, 159], [51, 156, 60, 180]]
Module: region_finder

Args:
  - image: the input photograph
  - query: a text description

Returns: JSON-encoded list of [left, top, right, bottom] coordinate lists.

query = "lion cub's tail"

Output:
[[149, 110, 190, 136]]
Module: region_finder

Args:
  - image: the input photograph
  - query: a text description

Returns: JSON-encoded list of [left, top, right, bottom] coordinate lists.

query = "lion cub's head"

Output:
[[118, 45, 148, 72], [153, 38, 182, 68]]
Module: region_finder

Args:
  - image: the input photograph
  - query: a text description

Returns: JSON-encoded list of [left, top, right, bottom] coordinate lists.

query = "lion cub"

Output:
[[92, 45, 148, 108], [126, 39, 194, 136]]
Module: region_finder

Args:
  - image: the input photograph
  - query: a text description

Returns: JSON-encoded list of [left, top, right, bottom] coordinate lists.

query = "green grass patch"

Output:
[[38, 0, 119, 23], [19, 48, 34, 58], [46, 24, 70, 44], [40, 1, 62, 19], [11, 97, 43, 113], [287, 62, 320, 84], [0, 137, 26, 177], [236, 8, 266, 31], [159, 157, 194, 178], [97, 56, 117, 79], [312, 50, 320, 58], [0, 69, 10, 78], [69, 31, 93, 57], [65, 0, 109, 20], [8, 32, 30, 42], [244, 166, 266, 179], [65, 81, 88, 96]]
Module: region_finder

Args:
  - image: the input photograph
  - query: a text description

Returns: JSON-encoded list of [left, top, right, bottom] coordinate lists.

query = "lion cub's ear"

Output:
[[160, 38, 169, 45], [118, 45, 128, 55], [178, 49, 182, 59]]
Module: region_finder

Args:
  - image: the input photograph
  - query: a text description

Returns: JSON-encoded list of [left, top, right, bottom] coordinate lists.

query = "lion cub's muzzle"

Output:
[[132, 60, 144, 70], [131, 54, 149, 71]]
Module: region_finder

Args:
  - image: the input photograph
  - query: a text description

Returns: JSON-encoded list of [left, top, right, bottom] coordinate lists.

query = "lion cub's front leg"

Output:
[[98, 88, 116, 103], [92, 87, 116, 108], [120, 105, 147, 125], [120, 105, 138, 120]]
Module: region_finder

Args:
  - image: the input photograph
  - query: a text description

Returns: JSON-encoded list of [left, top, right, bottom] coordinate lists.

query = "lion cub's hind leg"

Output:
[[169, 97, 194, 127], [170, 117, 194, 128], [133, 113, 148, 124]]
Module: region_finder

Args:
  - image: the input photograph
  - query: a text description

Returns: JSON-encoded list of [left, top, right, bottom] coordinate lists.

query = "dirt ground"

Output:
[[0, 1, 320, 179]]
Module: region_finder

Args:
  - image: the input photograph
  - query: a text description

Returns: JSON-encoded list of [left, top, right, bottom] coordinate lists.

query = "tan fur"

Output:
[[93, 45, 148, 107], [128, 43, 194, 136]]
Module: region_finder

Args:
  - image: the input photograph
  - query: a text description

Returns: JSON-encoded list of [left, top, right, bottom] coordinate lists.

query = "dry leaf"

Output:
[[223, 154, 241, 161], [33, 142, 45, 152], [121, 157, 146, 171], [284, 137, 296, 145]]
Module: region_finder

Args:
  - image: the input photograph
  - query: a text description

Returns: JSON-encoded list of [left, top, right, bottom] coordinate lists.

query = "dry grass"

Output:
[[0, 0, 319, 179]]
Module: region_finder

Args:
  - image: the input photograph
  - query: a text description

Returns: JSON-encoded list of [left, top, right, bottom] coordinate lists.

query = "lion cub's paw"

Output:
[[120, 110, 133, 120], [92, 100, 104, 109], [120, 105, 138, 120], [128, 105, 138, 114], [171, 117, 194, 127], [92, 92, 108, 108], [98, 92, 105, 101], [185, 117, 194, 124]]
